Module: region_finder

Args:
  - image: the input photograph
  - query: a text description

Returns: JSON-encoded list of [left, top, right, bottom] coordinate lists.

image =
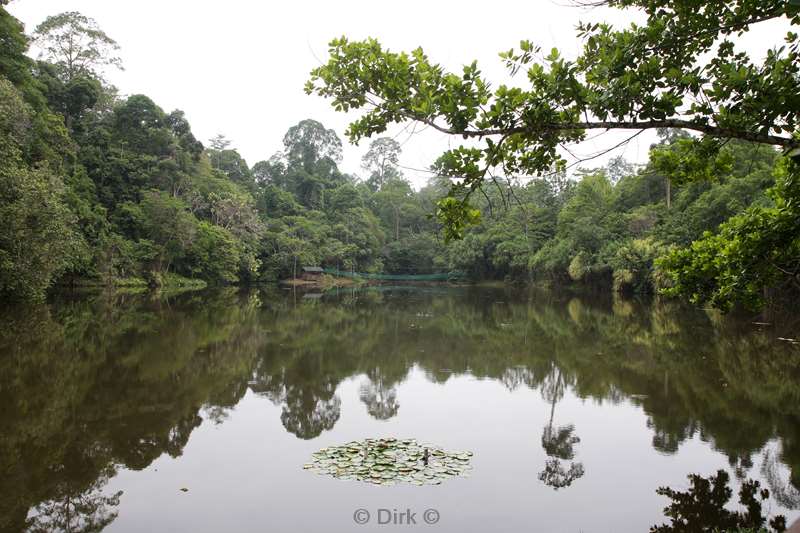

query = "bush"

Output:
[[609, 238, 668, 294], [189, 221, 241, 283], [568, 251, 591, 281]]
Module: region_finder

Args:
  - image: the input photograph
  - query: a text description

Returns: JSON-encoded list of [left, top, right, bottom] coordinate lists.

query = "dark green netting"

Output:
[[322, 268, 464, 281]]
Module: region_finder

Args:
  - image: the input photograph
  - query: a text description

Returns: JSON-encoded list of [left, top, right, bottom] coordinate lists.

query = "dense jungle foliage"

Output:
[[1, 4, 798, 311]]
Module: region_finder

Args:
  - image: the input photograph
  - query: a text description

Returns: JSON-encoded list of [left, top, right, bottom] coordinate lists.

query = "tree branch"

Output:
[[409, 115, 796, 148]]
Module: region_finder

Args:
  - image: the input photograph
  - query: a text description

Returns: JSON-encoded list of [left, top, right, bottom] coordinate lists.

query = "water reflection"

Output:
[[1, 286, 799, 531], [0, 290, 265, 532], [538, 364, 585, 490], [359, 378, 400, 420], [538, 459, 585, 491], [26, 476, 122, 533]]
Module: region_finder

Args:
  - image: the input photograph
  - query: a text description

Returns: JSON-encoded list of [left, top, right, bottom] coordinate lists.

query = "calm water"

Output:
[[1, 286, 799, 532]]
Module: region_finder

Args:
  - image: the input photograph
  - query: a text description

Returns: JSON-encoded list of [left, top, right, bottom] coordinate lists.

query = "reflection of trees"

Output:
[[26, 475, 122, 533], [540, 364, 566, 407], [538, 363, 584, 489], [2, 285, 800, 528], [648, 419, 697, 455], [204, 373, 254, 425], [253, 286, 800, 496], [762, 445, 800, 509], [0, 290, 264, 532], [500, 367, 537, 391], [252, 375, 342, 439], [538, 459, 585, 490], [728, 453, 754, 481], [359, 363, 402, 421], [116, 413, 203, 470], [251, 294, 411, 434], [359, 377, 399, 420], [651, 470, 787, 533], [281, 392, 341, 440], [250, 358, 343, 439], [542, 425, 580, 460]]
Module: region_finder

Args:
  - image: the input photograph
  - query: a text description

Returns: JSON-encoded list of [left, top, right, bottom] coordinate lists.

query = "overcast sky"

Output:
[[7, 1, 788, 188]]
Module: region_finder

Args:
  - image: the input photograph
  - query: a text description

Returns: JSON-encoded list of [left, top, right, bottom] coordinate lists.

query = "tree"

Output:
[[208, 146, 253, 188], [373, 177, 416, 241], [606, 156, 636, 186], [255, 183, 301, 218], [189, 221, 241, 283], [283, 119, 342, 172], [33, 12, 123, 82], [261, 215, 325, 279], [326, 182, 363, 212], [208, 134, 231, 151], [166, 110, 203, 157], [252, 154, 286, 186], [362, 137, 401, 190], [134, 191, 199, 276], [34, 62, 103, 129], [329, 207, 385, 272], [111, 94, 171, 155]]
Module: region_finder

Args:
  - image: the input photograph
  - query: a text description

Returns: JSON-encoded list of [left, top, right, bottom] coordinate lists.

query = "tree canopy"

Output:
[[33, 11, 123, 82]]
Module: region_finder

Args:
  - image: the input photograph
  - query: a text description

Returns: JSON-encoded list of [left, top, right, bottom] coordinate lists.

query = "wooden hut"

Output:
[[301, 266, 324, 280]]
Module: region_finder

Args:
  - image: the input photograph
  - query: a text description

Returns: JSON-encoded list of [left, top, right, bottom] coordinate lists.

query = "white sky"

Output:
[[7, 0, 790, 189]]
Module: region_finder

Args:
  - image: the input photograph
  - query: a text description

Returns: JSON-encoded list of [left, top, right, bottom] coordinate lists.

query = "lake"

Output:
[[1, 286, 799, 532]]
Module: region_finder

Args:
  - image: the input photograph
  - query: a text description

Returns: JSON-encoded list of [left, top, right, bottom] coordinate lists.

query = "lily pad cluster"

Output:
[[303, 437, 473, 486]]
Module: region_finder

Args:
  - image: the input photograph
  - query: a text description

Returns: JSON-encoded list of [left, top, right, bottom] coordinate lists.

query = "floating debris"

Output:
[[303, 438, 473, 486]]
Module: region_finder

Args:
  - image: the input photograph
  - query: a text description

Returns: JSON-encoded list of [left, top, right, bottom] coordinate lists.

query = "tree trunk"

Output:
[[666, 178, 671, 210]]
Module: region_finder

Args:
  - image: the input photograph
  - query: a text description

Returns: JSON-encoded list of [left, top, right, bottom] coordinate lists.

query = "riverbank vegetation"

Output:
[[1, 2, 798, 312]]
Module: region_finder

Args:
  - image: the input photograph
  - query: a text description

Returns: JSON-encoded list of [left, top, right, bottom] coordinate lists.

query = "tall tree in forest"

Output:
[[362, 137, 402, 190], [283, 119, 342, 172], [33, 11, 122, 83]]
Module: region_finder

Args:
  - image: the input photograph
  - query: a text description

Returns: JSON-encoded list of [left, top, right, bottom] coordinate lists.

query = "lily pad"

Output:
[[302, 437, 473, 486]]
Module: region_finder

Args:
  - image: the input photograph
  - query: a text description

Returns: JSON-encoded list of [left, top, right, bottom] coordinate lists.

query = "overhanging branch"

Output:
[[410, 115, 796, 148]]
